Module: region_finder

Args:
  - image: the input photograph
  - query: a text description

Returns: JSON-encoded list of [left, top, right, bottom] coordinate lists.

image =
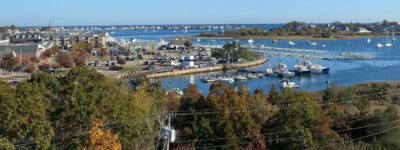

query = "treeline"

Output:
[[201, 20, 400, 38], [169, 82, 400, 149], [0, 67, 400, 149]]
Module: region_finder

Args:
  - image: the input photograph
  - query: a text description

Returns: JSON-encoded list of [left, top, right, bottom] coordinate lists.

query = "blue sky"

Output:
[[1, 0, 399, 26]]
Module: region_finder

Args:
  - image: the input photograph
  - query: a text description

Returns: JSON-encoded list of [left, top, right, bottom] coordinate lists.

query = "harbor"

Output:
[[148, 34, 400, 95]]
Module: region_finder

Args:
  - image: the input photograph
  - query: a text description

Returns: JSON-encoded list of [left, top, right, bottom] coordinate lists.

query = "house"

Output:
[[0, 44, 39, 63], [358, 28, 372, 33], [180, 56, 196, 68], [10, 33, 43, 44], [169, 60, 180, 66], [168, 38, 189, 50]]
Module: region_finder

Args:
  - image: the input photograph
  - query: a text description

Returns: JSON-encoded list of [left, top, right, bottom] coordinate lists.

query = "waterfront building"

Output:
[[181, 56, 196, 68], [358, 27, 372, 33], [0, 38, 10, 46]]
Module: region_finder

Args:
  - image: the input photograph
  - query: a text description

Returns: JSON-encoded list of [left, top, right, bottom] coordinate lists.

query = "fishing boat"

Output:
[[282, 71, 295, 78], [272, 40, 278, 44], [294, 61, 329, 75], [310, 64, 330, 74], [266, 68, 279, 77], [293, 62, 311, 75], [280, 79, 300, 88], [272, 63, 289, 74]]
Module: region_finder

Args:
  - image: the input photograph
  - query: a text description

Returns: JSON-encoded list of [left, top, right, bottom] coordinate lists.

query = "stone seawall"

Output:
[[145, 58, 267, 79]]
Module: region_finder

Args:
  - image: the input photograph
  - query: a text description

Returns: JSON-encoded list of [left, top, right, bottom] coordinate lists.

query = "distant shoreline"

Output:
[[196, 34, 387, 41]]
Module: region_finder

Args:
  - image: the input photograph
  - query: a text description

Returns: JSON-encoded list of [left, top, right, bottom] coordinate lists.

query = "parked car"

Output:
[[109, 66, 122, 71]]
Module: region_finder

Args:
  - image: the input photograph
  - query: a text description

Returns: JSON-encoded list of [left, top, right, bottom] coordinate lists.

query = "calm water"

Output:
[[110, 24, 400, 95], [108, 24, 282, 41]]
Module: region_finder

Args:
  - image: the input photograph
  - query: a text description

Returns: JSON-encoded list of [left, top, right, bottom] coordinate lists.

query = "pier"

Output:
[[252, 46, 375, 61]]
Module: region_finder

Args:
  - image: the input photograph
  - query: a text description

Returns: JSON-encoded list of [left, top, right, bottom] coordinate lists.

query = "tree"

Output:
[[350, 106, 400, 149], [264, 89, 333, 149], [21, 57, 33, 69], [117, 57, 126, 65], [84, 120, 122, 150], [72, 50, 90, 67], [99, 49, 109, 60], [56, 52, 74, 68], [0, 137, 14, 150], [51, 63, 61, 70], [38, 63, 50, 71], [172, 83, 267, 149], [71, 41, 94, 52], [6, 81, 55, 149], [1, 53, 17, 71]]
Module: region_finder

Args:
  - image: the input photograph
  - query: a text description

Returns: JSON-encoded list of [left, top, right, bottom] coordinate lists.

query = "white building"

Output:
[[181, 56, 196, 68], [0, 38, 10, 46], [358, 28, 372, 33]]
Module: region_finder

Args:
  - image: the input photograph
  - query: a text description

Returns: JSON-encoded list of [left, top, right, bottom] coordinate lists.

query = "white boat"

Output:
[[289, 41, 296, 46], [280, 79, 300, 88], [167, 88, 184, 96], [234, 75, 247, 80], [217, 77, 235, 83], [248, 39, 254, 44], [272, 40, 278, 44], [392, 30, 396, 41], [310, 64, 329, 74], [385, 43, 392, 47], [246, 74, 259, 79], [202, 77, 218, 83], [294, 61, 329, 74], [282, 71, 295, 78], [367, 37, 371, 43], [310, 42, 318, 46], [376, 43, 383, 48]]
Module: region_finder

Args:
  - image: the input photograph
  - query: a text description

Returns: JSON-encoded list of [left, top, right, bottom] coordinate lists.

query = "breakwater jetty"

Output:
[[145, 58, 266, 79]]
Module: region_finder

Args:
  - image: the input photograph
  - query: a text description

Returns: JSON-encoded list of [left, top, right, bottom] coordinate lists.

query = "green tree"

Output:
[[350, 106, 400, 149], [11, 81, 55, 149], [0, 137, 15, 150], [264, 89, 332, 149], [71, 41, 94, 52]]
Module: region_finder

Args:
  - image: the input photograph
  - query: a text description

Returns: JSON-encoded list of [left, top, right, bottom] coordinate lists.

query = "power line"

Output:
[[172, 118, 400, 146], [166, 89, 400, 116], [189, 124, 400, 150], [0, 123, 123, 148], [313, 125, 400, 150]]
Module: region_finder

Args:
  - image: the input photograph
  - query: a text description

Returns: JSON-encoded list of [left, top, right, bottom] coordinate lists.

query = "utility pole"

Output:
[[166, 115, 171, 150]]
